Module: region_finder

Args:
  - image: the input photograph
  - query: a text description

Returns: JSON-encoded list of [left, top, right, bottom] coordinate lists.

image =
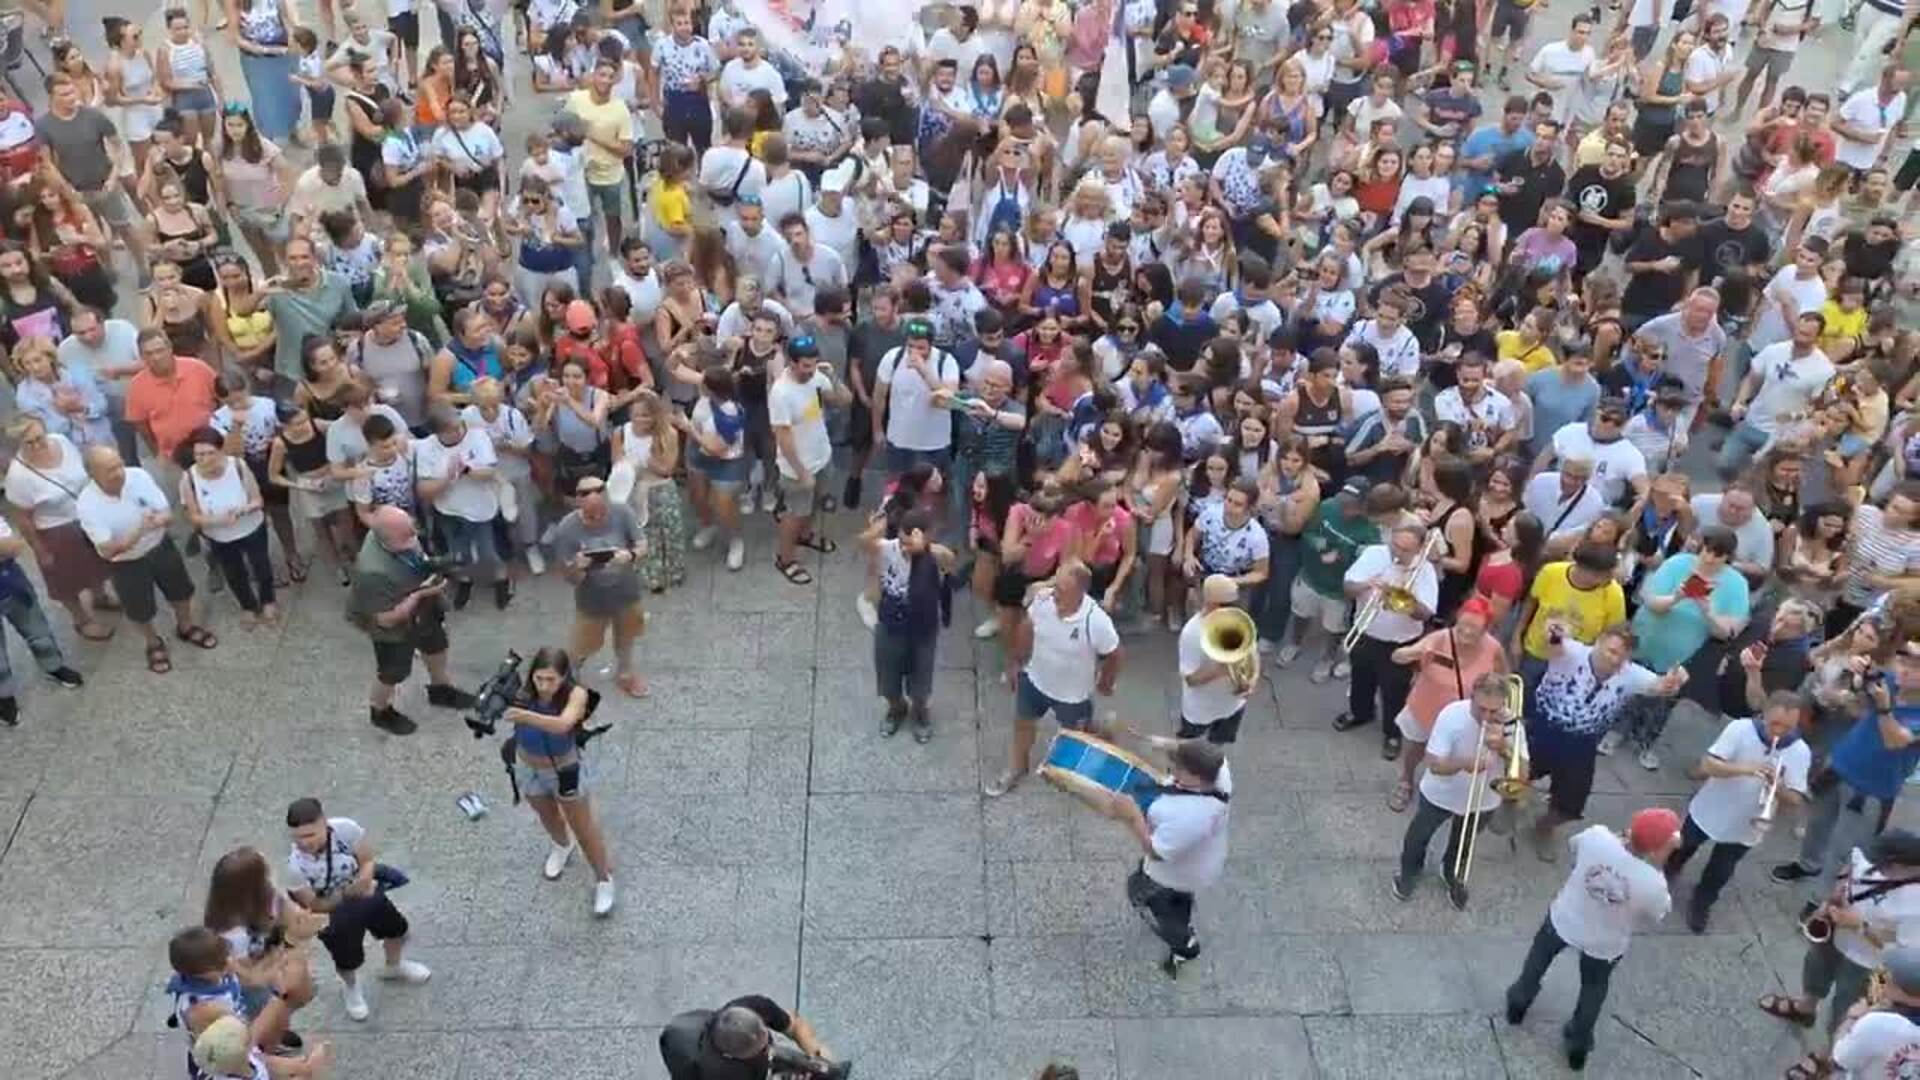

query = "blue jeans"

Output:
[[437, 514, 501, 584], [239, 51, 301, 143], [0, 584, 66, 698], [571, 216, 597, 298], [1258, 535, 1301, 642], [1506, 915, 1618, 1056], [1717, 421, 1771, 479], [884, 445, 952, 477]]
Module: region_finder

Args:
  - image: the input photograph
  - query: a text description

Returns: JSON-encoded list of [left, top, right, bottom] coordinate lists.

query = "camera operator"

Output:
[[505, 647, 619, 917], [347, 505, 478, 735], [547, 477, 650, 699], [659, 996, 851, 1080]]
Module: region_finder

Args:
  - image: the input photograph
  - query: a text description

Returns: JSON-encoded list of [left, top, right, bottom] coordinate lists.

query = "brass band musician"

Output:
[[1334, 522, 1440, 760], [1391, 673, 1515, 911]]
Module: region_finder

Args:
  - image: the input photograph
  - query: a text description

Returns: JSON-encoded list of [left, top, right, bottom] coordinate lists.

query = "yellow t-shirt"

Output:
[[1496, 329, 1557, 374], [566, 89, 635, 188], [650, 177, 690, 231], [1819, 301, 1868, 357], [1521, 561, 1627, 660]]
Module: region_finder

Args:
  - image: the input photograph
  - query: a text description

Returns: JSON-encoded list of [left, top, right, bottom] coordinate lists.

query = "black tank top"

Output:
[[282, 430, 328, 475], [1664, 132, 1718, 205], [1292, 385, 1341, 436], [159, 149, 213, 206], [1090, 256, 1129, 325]]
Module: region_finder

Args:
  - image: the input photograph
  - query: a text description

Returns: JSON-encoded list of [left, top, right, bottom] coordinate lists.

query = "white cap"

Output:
[[821, 160, 856, 194]]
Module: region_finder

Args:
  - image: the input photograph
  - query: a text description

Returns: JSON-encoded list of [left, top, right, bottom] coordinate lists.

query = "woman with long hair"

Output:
[[376, 97, 430, 230], [201, 846, 318, 1049], [1784, 501, 1851, 610], [609, 387, 689, 593], [501, 648, 619, 915], [1258, 434, 1320, 648], [3, 413, 117, 638], [973, 227, 1031, 317], [686, 226, 737, 308], [503, 176, 583, 311], [15, 180, 114, 313], [210, 252, 274, 379], [453, 27, 507, 126], [102, 17, 166, 178], [1020, 240, 1088, 330], [145, 176, 219, 291], [1474, 510, 1545, 626], [216, 104, 295, 277], [965, 470, 1021, 637], [669, 364, 749, 572], [266, 402, 355, 585], [0, 241, 76, 353], [340, 57, 391, 212], [178, 424, 279, 627], [1631, 31, 1696, 160], [156, 7, 222, 147]]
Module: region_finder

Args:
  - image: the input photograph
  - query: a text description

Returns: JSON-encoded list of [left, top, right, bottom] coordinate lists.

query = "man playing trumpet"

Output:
[[1664, 691, 1813, 934], [1335, 522, 1441, 760], [1178, 575, 1256, 745], [1392, 673, 1519, 911]]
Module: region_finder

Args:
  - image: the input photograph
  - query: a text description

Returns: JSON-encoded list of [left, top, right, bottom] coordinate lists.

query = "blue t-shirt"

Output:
[[1828, 687, 1920, 801], [1630, 554, 1749, 673], [1461, 124, 1535, 195], [1526, 371, 1601, 454]]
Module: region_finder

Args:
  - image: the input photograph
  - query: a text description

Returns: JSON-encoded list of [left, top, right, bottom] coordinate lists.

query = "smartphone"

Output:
[[584, 549, 619, 565], [945, 392, 979, 412]]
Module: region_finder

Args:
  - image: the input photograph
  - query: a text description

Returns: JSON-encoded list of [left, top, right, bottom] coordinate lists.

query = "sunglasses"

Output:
[[222, 101, 250, 116]]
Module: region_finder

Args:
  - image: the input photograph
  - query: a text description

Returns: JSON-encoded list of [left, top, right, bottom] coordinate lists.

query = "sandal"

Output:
[[774, 559, 814, 585], [287, 556, 310, 583], [795, 534, 838, 554], [76, 620, 115, 642], [1784, 1052, 1831, 1080], [1387, 779, 1413, 812], [1758, 993, 1818, 1029], [176, 625, 218, 650], [146, 640, 172, 674], [616, 673, 649, 699]]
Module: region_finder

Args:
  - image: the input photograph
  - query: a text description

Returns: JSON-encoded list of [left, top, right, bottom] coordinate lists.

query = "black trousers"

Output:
[[209, 523, 275, 614], [1663, 813, 1750, 917], [1127, 866, 1200, 959], [1397, 792, 1486, 885], [1507, 915, 1618, 1055], [317, 890, 410, 973], [1348, 634, 1417, 737]]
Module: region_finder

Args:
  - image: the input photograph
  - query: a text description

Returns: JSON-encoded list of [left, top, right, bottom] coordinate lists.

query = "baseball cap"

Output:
[[191, 1015, 252, 1077], [1166, 64, 1197, 91], [564, 300, 596, 333], [903, 317, 934, 341], [1245, 134, 1273, 163], [1628, 807, 1681, 853], [788, 334, 819, 359]]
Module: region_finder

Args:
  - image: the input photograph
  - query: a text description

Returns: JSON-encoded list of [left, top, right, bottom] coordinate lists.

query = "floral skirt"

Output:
[[638, 481, 688, 592]]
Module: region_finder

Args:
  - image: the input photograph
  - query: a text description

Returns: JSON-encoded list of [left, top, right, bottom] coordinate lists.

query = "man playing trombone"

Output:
[[1664, 691, 1813, 934], [1391, 673, 1518, 911], [1335, 522, 1441, 760]]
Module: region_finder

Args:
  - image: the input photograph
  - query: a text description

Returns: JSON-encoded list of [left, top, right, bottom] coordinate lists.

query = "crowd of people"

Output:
[[0, 0, 1917, 1075]]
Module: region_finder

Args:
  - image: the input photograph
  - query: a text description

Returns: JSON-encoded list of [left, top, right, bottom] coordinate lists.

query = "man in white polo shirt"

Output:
[[1833, 66, 1910, 176], [1540, 401, 1649, 507], [986, 559, 1124, 796], [1104, 738, 1232, 978], [76, 445, 210, 673]]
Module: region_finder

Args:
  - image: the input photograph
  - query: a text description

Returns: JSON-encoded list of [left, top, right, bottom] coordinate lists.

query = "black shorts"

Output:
[[1178, 708, 1244, 744], [1896, 148, 1920, 193], [1529, 736, 1598, 820], [317, 890, 409, 972], [453, 168, 500, 196], [846, 401, 874, 452], [388, 11, 420, 48], [372, 617, 450, 686], [993, 566, 1034, 608], [108, 537, 196, 625], [1489, 0, 1531, 40]]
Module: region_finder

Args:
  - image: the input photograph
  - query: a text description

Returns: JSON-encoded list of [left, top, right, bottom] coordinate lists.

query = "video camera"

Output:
[[464, 652, 615, 804]]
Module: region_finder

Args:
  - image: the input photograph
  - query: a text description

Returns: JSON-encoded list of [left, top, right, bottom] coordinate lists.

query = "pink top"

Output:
[[1009, 501, 1080, 576], [1404, 630, 1505, 731], [1067, 501, 1134, 566]]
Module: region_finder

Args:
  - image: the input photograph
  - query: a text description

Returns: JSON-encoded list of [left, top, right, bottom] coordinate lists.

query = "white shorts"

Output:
[[1394, 707, 1429, 742], [1144, 513, 1175, 557], [1290, 576, 1349, 634]]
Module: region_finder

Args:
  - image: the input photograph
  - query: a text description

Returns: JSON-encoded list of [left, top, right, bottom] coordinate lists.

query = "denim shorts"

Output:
[[588, 181, 624, 222], [513, 758, 590, 801], [690, 447, 749, 490], [1015, 672, 1094, 729], [172, 86, 217, 114]]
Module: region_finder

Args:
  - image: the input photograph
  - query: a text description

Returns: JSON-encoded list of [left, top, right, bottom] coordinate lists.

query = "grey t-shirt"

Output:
[[36, 107, 119, 192], [545, 506, 643, 616]]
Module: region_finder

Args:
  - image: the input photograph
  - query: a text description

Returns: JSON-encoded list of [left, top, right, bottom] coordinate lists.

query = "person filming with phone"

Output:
[[346, 504, 478, 735], [546, 476, 650, 700]]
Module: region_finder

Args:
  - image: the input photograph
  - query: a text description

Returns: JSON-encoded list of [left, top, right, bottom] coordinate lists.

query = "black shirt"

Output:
[[1696, 219, 1772, 284], [1564, 165, 1636, 255], [849, 319, 908, 398], [1620, 228, 1691, 318], [854, 76, 916, 147], [660, 995, 795, 1080], [1429, 325, 1497, 391], [1370, 272, 1453, 352], [1493, 150, 1566, 237]]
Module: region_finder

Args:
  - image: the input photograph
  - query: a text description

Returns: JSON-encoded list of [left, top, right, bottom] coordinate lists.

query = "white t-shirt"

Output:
[[76, 467, 171, 562], [718, 58, 787, 109], [1835, 89, 1907, 171], [1689, 718, 1812, 847], [325, 403, 409, 466], [1530, 42, 1596, 123], [1549, 424, 1648, 505], [1835, 846, 1920, 970], [1536, 638, 1660, 738], [1744, 342, 1835, 434], [430, 122, 505, 175], [1179, 612, 1249, 724], [725, 221, 787, 286], [1419, 700, 1503, 816], [1344, 543, 1439, 644], [1024, 589, 1121, 704], [182, 458, 265, 544], [766, 372, 833, 479], [413, 426, 499, 522], [4, 433, 89, 529], [1832, 1010, 1920, 1078], [287, 817, 365, 900], [1433, 386, 1517, 447], [1144, 762, 1234, 893], [874, 347, 960, 452], [1549, 825, 1672, 961], [1683, 43, 1734, 114], [698, 144, 768, 220], [1192, 503, 1270, 576], [1524, 473, 1610, 541]]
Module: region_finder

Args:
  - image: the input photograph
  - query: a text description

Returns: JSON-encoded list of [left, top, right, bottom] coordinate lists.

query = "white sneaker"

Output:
[[692, 526, 718, 551], [1637, 748, 1661, 771], [725, 537, 745, 571], [525, 547, 547, 575], [342, 980, 369, 1021], [1310, 660, 1332, 684], [856, 593, 879, 629], [972, 618, 998, 639], [543, 840, 575, 880], [593, 879, 617, 917], [1331, 659, 1351, 680], [760, 486, 779, 513], [1596, 731, 1622, 757], [741, 486, 759, 515], [1164, 612, 1180, 632], [1276, 643, 1301, 667], [379, 959, 432, 984], [1256, 638, 1274, 655]]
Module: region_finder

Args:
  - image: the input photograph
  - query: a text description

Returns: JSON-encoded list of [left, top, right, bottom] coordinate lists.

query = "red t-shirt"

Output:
[[1475, 559, 1525, 607], [1354, 175, 1403, 218], [125, 357, 219, 458]]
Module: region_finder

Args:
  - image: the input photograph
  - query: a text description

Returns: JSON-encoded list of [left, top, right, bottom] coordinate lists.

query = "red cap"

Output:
[[564, 299, 597, 332], [1628, 807, 1681, 853], [1457, 597, 1494, 623]]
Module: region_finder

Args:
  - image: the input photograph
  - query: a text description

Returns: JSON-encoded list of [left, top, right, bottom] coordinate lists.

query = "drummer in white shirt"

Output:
[[1101, 738, 1232, 979], [1664, 691, 1811, 933], [1505, 807, 1679, 1073], [985, 559, 1123, 797]]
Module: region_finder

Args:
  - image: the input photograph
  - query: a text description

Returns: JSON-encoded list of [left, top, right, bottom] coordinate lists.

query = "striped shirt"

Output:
[[1844, 504, 1920, 607], [166, 40, 211, 88]]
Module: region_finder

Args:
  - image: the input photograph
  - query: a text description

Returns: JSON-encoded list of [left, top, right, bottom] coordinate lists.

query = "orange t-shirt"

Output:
[[125, 356, 218, 457], [1403, 629, 1506, 732]]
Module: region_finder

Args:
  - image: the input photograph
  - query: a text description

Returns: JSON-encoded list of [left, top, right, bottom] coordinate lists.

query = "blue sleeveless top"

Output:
[[515, 688, 576, 759]]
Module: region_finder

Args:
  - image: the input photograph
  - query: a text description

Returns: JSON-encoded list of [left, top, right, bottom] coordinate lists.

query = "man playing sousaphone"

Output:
[[1830, 945, 1920, 1078], [1177, 575, 1256, 745], [1759, 831, 1920, 1080]]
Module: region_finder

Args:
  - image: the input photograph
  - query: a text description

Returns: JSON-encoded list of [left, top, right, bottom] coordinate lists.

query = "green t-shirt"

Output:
[[1299, 501, 1381, 598]]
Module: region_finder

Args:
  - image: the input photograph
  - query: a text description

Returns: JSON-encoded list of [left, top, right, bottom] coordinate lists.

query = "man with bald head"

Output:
[[75, 445, 211, 674], [659, 992, 850, 1079], [347, 504, 476, 735]]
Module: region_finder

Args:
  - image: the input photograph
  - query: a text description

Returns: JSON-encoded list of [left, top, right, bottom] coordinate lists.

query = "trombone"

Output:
[[1453, 675, 1532, 885], [1343, 529, 1444, 653], [1200, 606, 1260, 694]]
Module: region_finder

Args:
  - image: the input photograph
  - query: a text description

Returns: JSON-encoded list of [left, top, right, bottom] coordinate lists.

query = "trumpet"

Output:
[[1343, 530, 1444, 653], [1754, 735, 1783, 828], [1200, 606, 1261, 694], [1453, 675, 1532, 885]]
